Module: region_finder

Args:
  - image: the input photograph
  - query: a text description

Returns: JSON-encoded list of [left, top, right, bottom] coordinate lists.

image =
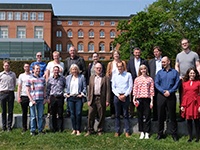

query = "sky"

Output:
[[2, 0, 157, 16]]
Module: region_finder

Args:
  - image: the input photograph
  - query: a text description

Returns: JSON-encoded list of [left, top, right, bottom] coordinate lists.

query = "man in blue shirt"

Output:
[[30, 52, 47, 77], [155, 56, 179, 141], [112, 60, 133, 137]]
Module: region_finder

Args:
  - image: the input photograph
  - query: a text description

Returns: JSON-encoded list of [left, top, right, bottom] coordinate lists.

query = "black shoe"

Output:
[[7, 128, 12, 132], [172, 135, 179, 142], [177, 117, 185, 122], [187, 139, 192, 143], [31, 131, 36, 136], [195, 139, 199, 143], [129, 115, 133, 119], [22, 128, 27, 134], [39, 131, 45, 135], [64, 112, 70, 118], [156, 135, 163, 140]]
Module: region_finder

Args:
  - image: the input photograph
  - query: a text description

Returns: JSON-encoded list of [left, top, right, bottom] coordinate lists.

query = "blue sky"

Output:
[[2, 0, 157, 16]]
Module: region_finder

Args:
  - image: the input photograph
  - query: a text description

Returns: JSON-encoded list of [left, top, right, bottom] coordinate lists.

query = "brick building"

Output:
[[0, 3, 132, 60]]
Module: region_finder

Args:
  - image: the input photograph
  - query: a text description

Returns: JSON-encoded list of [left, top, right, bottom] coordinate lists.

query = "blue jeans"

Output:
[[68, 97, 83, 131], [114, 95, 130, 133], [30, 100, 44, 132]]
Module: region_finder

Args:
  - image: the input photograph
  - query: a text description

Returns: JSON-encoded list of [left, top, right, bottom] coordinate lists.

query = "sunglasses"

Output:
[[37, 55, 42, 57]]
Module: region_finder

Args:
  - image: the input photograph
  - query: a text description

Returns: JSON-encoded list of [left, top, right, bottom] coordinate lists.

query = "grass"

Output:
[[0, 128, 199, 150]]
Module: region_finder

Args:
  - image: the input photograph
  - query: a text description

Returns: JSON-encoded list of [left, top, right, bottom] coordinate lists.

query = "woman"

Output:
[[106, 50, 126, 119], [65, 64, 87, 136], [133, 64, 154, 139], [180, 67, 200, 143]]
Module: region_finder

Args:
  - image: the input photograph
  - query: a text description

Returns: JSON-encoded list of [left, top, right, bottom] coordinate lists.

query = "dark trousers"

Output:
[[88, 95, 106, 133], [50, 96, 64, 131], [20, 96, 29, 129], [152, 88, 158, 120], [68, 96, 83, 131], [187, 119, 199, 140], [129, 93, 135, 116], [137, 98, 151, 133], [110, 91, 123, 115], [178, 79, 184, 118], [114, 95, 130, 133], [0, 92, 14, 129], [157, 92, 177, 136]]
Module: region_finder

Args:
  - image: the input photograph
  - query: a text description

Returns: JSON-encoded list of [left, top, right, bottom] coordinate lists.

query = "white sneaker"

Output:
[[144, 133, 149, 139], [139, 132, 144, 139]]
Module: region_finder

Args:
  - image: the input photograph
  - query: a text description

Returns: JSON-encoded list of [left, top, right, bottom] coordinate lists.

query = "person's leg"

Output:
[[137, 99, 144, 132], [187, 119, 193, 141], [152, 88, 158, 121], [88, 97, 97, 133], [21, 96, 29, 130], [177, 80, 185, 121], [110, 91, 115, 117], [30, 104, 36, 132], [194, 119, 199, 142], [37, 100, 44, 132], [122, 96, 130, 133], [0, 93, 8, 130], [143, 98, 151, 133], [7, 92, 14, 129], [57, 97, 64, 131], [75, 97, 83, 131], [129, 93, 135, 117], [114, 95, 121, 133], [68, 97, 76, 130], [50, 97, 57, 131]]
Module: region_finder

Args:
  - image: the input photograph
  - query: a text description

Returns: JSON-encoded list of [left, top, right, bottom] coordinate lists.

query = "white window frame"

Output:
[[100, 30, 105, 37], [89, 30, 94, 37], [88, 43, 94, 52], [78, 30, 83, 37], [15, 12, 21, 20], [34, 26, 43, 39], [30, 12, 36, 20], [79, 21, 83, 25], [68, 21, 72, 25], [110, 31, 115, 38], [89, 21, 94, 25], [17, 26, 26, 38], [0, 26, 8, 38], [7, 12, 13, 20], [100, 21, 104, 25], [111, 21, 115, 26], [22, 12, 28, 20], [38, 12, 44, 21], [0, 12, 5, 20]]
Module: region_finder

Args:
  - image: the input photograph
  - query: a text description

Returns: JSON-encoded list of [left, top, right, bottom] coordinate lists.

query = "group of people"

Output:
[[0, 38, 200, 143]]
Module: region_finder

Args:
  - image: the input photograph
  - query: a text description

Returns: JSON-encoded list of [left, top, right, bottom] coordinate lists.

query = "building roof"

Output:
[[53, 15, 134, 21], [0, 38, 45, 42], [0, 3, 53, 11]]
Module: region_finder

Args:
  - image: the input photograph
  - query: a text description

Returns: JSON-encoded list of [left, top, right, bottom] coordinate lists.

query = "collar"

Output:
[[118, 71, 126, 75], [70, 55, 78, 60], [95, 73, 103, 77], [3, 71, 12, 74], [135, 58, 141, 62], [32, 74, 41, 78], [163, 67, 172, 72], [53, 75, 60, 79], [155, 56, 162, 61]]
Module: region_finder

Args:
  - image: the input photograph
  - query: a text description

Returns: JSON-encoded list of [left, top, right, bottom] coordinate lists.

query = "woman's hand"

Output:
[[198, 107, 200, 113], [181, 106, 184, 112], [150, 101, 153, 109], [77, 94, 83, 98], [65, 94, 70, 98], [133, 100, 137, 106]]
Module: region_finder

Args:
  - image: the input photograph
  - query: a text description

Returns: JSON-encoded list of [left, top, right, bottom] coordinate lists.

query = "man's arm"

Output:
[[111, 75, 119, 97], [26, 86, 36, 105], [154, 73, 164, 94], [17, 83, 22, 103], [81, 58, 86, 77], [168, 71, 180, 94], [124, 74, 133, 97], [175, 62, 179, 73], [196, 61, 200, 73]]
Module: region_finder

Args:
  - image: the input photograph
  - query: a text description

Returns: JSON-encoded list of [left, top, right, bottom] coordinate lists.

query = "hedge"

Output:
[[0, 59, 176, 77]]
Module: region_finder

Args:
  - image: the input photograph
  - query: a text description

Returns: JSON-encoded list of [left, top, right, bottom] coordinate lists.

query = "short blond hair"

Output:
[[69, 64, 80, 74], [138, 64, 149, 76], [53, 51, 60, 56]]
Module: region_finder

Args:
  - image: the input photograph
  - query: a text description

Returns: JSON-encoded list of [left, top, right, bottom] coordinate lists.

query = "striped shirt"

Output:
[[26, 75, 46, 101], [133, 76, 154, 98]]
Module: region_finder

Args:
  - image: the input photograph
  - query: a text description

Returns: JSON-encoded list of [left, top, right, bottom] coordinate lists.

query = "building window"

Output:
[[110, 30, 115, 38], [57, 21, 61, 25], [99, 43, 105, 52], [7, 12, 13, 20], [99, 30, 105, 38], [100, 21, 104, 25], [17, 26, 26, 38], [38, 13, 44, 20], [100, 57, 105, 60], [0, 26, 8, 38], [67, 43, 73, 51], [67, 30, 73, 37], [56, 31, 62, 37], [88, 57, 92, 60], [30, 12, 36, 20], [78, 30, 83, 37], [111, 21, 115, 26], [88, 42, 94, 52], [22, 12, 28, 20], [34, 26, 43, 39], [89, 30, 94, 37], [78, 43, 83, 52], [68, 21, 72, 25], [56, 44, 62, 51], [90, 21, 94, 25], [110, 42, 115, 51], [0, 12, 5, 20], [79, 21, 83, 25], [15, 12, 21, 20]]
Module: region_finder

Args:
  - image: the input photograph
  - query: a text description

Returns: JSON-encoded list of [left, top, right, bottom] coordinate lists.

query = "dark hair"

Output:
[[183, 67, 200, 82], [181, 38, 190, 44], [53, 66, 60, 70], [112, 50, 120, 57], [92, 52, 99, 57], [134, 47, 141, 52], [24, 62, 30, 66], [3, 60, 10, 65], [33, 64, 40, 70], [116, 60, 124, 67], [153, 46, 162, 52]]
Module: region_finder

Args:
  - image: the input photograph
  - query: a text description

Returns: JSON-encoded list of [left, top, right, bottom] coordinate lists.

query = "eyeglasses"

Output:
[[181, 42, 188, 45], [37, 55, 42, 57]]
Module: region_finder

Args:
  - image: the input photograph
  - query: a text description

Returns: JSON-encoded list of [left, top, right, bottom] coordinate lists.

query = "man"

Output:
[[127, 47, 148, 119], [26, 64, 46, 136], [87, 52, 106, 85], [17, 62, 31, 133], [30, 52, 47, 77], [112, 60, 133, 137], [63, 46, 86, 117], [46, 66, 66, 133], [149, 46, 162, 121], [0, 60, 16, 132], [155, 56, 179, 141], [85, 63, 110, 136], [175, 38, 200, 122]]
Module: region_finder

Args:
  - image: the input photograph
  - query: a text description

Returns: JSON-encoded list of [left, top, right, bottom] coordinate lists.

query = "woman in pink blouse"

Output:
[[133, 64, 154, 139]]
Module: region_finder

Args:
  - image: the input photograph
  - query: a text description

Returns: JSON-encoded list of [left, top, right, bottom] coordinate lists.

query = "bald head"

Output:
[[162, 56, 170, 70], [36, 52, 42, 62], [94, 63, 102, 76]]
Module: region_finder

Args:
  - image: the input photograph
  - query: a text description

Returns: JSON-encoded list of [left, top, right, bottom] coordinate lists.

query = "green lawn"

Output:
[[0, 129, 199, 150]]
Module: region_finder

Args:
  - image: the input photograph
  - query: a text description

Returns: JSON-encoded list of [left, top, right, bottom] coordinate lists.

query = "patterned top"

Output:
[[133, 76, 154, 98], [46, 75, 66, 99], [0, 71, 16, 91], [26, 75, 46, 101], [30, 61, 47, 77]]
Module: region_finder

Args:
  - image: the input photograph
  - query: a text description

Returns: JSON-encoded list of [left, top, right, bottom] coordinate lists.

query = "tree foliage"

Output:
[[114, 0, 200, 60]]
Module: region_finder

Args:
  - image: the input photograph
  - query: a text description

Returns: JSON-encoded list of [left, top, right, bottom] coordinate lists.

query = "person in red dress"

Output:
[[180, 67, 200, 143]]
